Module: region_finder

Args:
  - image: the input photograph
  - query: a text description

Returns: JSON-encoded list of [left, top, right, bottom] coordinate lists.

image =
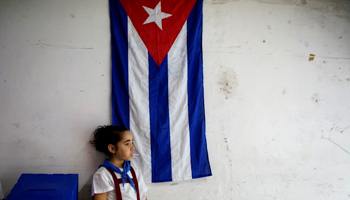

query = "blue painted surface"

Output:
[[6, 174, 78, 200]]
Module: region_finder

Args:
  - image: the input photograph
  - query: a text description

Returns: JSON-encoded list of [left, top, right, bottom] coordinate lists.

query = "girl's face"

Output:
[[114, 131, 135, 161]]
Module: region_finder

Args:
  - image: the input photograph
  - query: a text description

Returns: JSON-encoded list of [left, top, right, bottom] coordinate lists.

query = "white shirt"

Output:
[[92, 166, 148, 200]]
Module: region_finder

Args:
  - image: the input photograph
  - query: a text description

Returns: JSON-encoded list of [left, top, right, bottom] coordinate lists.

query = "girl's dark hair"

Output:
[[90, 125, 129, 156]]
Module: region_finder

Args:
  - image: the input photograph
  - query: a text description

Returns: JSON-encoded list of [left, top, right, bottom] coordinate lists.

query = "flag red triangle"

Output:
[[119, 0, 197, 66]]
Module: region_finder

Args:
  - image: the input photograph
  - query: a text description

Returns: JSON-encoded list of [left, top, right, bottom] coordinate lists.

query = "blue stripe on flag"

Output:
[[149, 55, 172, 182], [110, 0, 130, 129], [187, 0, 212, 178]]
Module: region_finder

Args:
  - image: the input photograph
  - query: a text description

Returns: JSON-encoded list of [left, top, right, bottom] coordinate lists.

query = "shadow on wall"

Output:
[[78, 134, 105, 200], [78, 174, 93, 200]]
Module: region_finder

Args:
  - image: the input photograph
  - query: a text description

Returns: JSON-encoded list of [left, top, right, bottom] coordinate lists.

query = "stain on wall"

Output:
[[311, 93, 319, 103], [215, 66, 238, 99], [309, 54, 315, 61]]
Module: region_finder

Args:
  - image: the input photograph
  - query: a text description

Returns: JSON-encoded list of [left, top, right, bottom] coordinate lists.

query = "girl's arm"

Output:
[[93, 193, 107, 200]]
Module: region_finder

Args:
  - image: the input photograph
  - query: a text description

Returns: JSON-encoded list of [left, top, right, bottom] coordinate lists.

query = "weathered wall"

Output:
[[0, 0, 349, 199]]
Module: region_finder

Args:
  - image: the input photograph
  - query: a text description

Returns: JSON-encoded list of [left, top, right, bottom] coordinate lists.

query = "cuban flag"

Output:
[[110, 0, 212, 182]]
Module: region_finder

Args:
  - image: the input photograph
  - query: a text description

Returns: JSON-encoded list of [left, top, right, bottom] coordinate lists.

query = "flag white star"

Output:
[[143, 1, 172, 30]]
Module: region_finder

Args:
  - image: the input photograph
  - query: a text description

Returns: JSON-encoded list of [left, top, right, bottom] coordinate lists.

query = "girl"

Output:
[[90, 125, 148, 200]]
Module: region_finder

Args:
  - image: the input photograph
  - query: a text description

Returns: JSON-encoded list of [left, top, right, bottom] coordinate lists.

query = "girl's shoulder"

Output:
[[94, 166, 111, 176], [93, 167, 114, 183], [91, 167, 114, 196], [95, 166, 105, 172]]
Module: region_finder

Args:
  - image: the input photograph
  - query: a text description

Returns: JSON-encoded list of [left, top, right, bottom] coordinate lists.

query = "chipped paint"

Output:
[[309, 54, 315, 61]]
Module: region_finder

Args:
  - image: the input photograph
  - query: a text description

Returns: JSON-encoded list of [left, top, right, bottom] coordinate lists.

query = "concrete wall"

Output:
[[0, 0, 349, 199]]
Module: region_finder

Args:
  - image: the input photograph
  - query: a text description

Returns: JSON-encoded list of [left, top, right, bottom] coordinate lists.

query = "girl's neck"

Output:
[[108, 156, 124, 169]]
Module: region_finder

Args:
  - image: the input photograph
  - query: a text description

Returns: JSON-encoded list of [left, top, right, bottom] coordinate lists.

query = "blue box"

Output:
[[6, 174, 78, 200]]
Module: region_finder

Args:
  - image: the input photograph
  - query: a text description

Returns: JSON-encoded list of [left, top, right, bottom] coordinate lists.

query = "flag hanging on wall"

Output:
[[110, 0, 212, 182]]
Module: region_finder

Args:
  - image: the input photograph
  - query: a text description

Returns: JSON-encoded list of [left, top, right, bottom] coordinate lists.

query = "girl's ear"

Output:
[[108, 144, 116, 154]]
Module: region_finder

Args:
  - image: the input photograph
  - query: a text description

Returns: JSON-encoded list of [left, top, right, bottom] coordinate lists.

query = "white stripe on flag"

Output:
[[127, 17, 152, 182], [168, 21, 192, 181]]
